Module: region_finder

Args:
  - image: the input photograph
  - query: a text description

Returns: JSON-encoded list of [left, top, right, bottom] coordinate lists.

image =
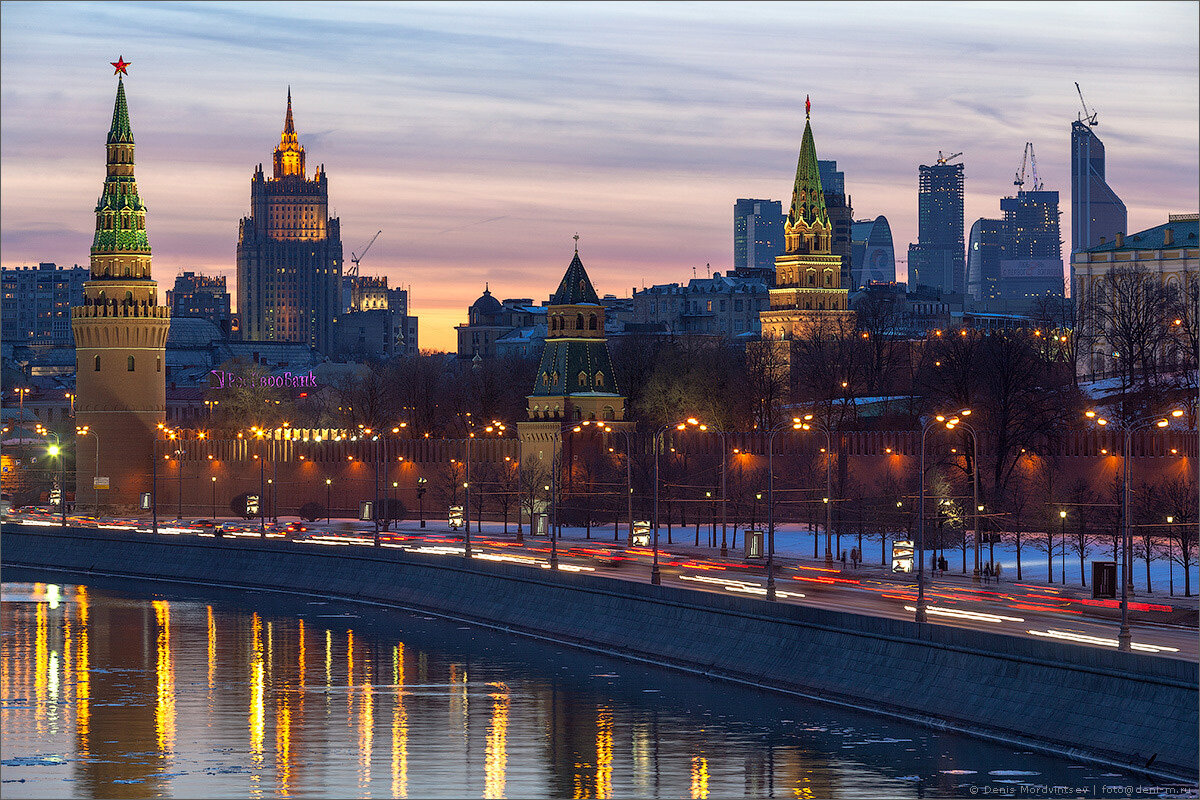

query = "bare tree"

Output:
[[1089, 266, 1173, 416], [1159, 477, 1197, 596]]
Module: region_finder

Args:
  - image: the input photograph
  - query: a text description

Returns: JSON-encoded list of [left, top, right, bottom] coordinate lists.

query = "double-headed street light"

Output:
[[682, 419, 732, 556], [463, 420, 507, 559], [42, 430, 66, 527], [798, 414, 834, 564], [76, 425, 101, 516], [943, 414, 981, 580], [577, 420, 634, 544], [1085, 407, 1184, 651], [916, 409, 972, 623], [764, 417, 807, 599]]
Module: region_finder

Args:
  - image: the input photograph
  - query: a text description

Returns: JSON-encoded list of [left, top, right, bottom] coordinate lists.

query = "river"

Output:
[[0, 575, 1159, 798]]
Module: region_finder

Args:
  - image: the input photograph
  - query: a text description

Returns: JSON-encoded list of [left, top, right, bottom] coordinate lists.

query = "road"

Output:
[[6, 509, 1196, 661]]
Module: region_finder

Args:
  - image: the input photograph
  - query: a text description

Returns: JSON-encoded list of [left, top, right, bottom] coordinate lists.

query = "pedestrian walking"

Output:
[[850, 547, 858, 569], [938, 554, 947, 573], [994, 562, 1002, 582], [840, 550, 847, 570]]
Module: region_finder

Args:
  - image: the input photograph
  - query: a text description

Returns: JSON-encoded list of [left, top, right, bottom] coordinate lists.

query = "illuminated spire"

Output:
[[787, 108, 829, 233], [108, 77, 134, 145], [273, 87, 305, 179]]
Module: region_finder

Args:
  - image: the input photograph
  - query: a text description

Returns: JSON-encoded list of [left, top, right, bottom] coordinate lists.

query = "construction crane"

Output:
[[348, 230, 382, 278], [1014, 143, 1044, 192], [936, 150, 963, 165], [1075, 82, 1098, 127]]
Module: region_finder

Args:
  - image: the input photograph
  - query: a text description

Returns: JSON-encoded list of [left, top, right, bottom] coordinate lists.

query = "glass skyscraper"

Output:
[[733, 198, 783, 284], [1070, 121, 1126, 294], [909, 161, 965, 295]]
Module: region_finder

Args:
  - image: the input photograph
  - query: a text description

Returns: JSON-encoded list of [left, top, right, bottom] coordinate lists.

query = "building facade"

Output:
[[455, 287, 546, 360], [237, 90, 343, 354], [1072, 214, 1199, 379], [849, 216, 896, 289], [818, 160, 855, 289], [1, 263, 89, 346], [760, 100, 852, 339], [71, 72, 170, 509], [909, 159, 965, 295], [629, 274, 768, 338], [998, 189, 1065, 306], [166, 271, 231, 336], [967, 218, 1004, 303], [1070, 121, 1126, 257], [335, 276, 419, 359], [733, 199, 783, 284]]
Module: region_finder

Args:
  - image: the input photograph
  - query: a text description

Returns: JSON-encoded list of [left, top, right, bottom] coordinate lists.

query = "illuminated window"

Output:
[[578, 371, 588, 387], [595, 371, 605, 387], [94, 355, 101, 371]]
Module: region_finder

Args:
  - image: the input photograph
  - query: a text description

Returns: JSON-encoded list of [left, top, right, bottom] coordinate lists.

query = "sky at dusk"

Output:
[[2, 1, 1197, 352]]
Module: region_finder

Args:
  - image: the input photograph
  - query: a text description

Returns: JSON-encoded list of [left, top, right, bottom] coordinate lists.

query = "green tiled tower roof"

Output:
[[788, 115, 829, 231], [93, 76, 149, 253], [550, 251, 600, 305]]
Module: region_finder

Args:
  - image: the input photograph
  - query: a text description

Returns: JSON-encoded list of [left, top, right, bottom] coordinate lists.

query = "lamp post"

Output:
[[65, 392, 75, 418], [916, 410, 971, 623], [1059, 510, 1067, 585], [765, 417, 805, 599], [945, 416, 981, 579], [579, 421, 634, 545], [463, 420, 508, 559], [1085, 408, 1184, 650], [76, 425, 101, 516], [325, 478, 332, 524], [1166, 515, 1175, 596], [43, 431, 65, 527], [687, 422, 731, 557], [417, 476, 427, 528], [210, 475, 217, 519], [650, 422, 677, 585], [797, 414, 835, 565], [253, 428, 266, 536]]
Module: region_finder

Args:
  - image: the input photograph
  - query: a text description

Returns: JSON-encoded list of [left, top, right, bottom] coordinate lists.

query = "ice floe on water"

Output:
[[989, 770, 1041, 776], [939, 769, 978, 774]]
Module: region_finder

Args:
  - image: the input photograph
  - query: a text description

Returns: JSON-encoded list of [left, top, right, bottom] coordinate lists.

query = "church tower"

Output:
[[759, 98, 853, 339], [72, 60, 170, 509], [237, 89, 343, 354], [518, 244, 630, 467]]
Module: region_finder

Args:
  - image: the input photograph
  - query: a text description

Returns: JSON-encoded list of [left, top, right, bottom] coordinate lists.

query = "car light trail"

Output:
[[1026, 629, 1180, 653], [678, 574, 804, 599], [903, 605, 1024, 623]]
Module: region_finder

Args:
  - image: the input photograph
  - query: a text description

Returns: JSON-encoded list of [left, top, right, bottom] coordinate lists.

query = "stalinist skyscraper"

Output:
[[237, 90, 342, 354], [71, 58, 170, 509]]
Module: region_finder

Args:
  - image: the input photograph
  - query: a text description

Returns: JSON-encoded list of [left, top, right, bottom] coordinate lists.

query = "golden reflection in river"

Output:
[[449, 663, 468, 747], [391, 643, 408, 799], [275, 694, 292, 796], [152, 599, 176, 759], [74, 586, 90, 757], [34, 597, 47, 739], [595, 706, 613, 799], [250, 610, 265, 796], [207, 605, 216, 702], [484, 681, 510, 799], [358, 637, 374, 795], [690, 753, 709, 799]]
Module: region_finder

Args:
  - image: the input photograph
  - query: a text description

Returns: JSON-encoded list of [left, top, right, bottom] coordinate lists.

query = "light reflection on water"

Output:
[[0, 579, 1155, 799]]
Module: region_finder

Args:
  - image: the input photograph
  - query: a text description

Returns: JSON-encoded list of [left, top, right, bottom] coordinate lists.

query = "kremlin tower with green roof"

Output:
[[760, 97, 853, 340], [72, 60, 170, 510]]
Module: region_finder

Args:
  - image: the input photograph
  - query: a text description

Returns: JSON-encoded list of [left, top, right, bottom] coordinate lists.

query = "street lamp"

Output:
[[798, 414, 834, 564], [212, 475, 218, 519], [1085, 407, 1184, 650], [915, 410, 971, 623], [1059, 509, 1067, 585], [1166, 515, 1175, 596], [416, 476, 427, 528], [76, 425, 101, 517], [463, 419, 508, 558], [325, 478, 332, 524], [944, 414, 981, 580], [765, 417, 806, 599], [684, 419, 731, 556], [43, 431, 65, 527], [651, 418, 707, 585], [578, 420, 634, 545]]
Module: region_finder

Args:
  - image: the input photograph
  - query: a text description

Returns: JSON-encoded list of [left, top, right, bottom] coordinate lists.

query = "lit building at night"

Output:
[[733, 199, 783, 284], [849, 216, 896, 289], [967, 218, 1004, 303], [997, 189, 1064, 308], [908, 155, 965, 296], [1, 262, 89, 346], [166, 271, 232, 337], [71, 62, 170, 509], [818, 160, 855, 289], [759, 98, 852, 340], [237, 90, 343, 355]]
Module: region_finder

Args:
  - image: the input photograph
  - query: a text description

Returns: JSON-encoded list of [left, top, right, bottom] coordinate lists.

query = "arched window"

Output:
[[575, 313, 584, 330], [573, 406, 582, 420], [825, 271, 832, 286], [156, 356, 162, 373], [578, 371, 588, 387], [595, 371, 605, 388], [602, 406, 615, 420], [807, 272, 815, 286], [127, 355, 135, 371], [94, 355, 101, 371], [542, 371, 550, 386], [589, 315, 598, 330]]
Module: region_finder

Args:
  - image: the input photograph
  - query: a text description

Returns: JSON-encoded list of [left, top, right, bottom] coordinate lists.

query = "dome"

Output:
[[470, 285, 503, 322]]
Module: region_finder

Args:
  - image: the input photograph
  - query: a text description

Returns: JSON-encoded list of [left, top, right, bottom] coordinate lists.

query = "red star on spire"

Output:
[[111, 56, 130, 76], [806, 95, 811, 119]]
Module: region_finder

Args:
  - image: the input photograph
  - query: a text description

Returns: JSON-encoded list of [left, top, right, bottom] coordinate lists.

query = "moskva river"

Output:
[[0, 576, 1161, 798]]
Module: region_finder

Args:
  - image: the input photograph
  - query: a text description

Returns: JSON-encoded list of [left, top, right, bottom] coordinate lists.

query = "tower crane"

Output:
[[348, 230, 382, 278], [936, 151, 963, 165], [1014, 143, 1044, 192], [1075, 82, 1098, 127]]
